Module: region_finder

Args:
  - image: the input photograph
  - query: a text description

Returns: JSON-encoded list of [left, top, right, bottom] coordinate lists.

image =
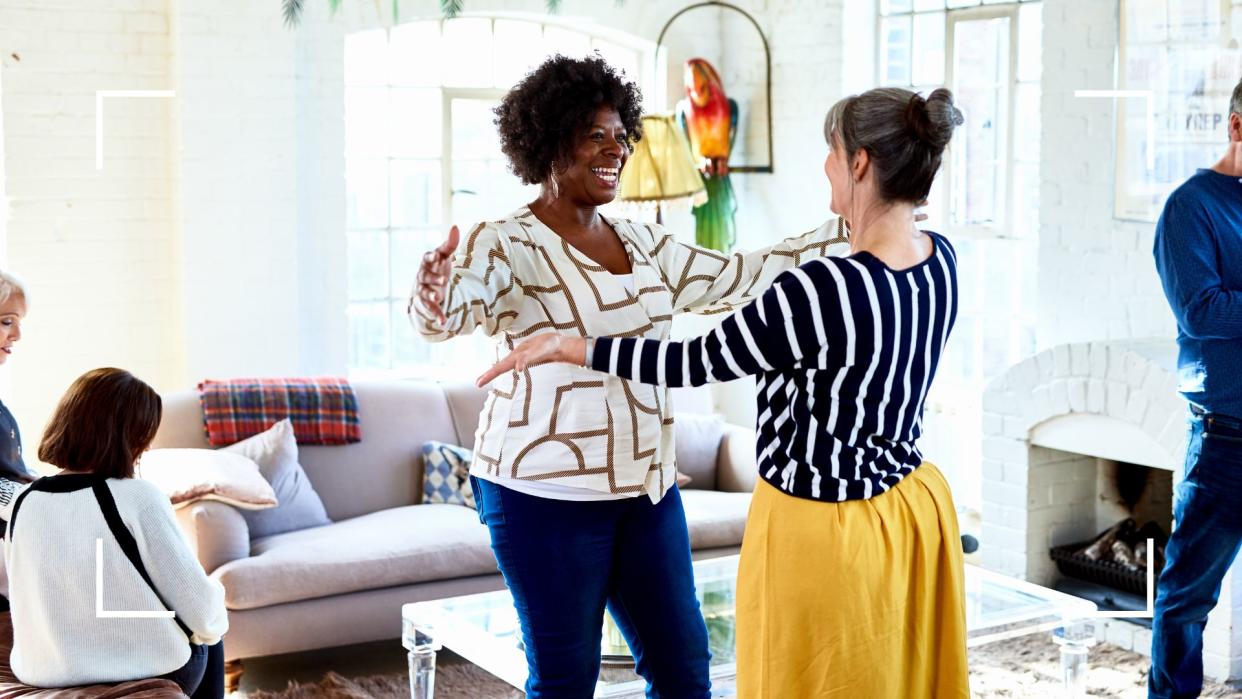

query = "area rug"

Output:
[[244, 663, 519, 699], [245, 636, 1241, 699]]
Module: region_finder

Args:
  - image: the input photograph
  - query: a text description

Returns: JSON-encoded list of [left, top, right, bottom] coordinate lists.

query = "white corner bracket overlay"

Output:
[[94, 90, 176, 170], [1073, 89, 1156, 171], [95, 538, 175, 619]]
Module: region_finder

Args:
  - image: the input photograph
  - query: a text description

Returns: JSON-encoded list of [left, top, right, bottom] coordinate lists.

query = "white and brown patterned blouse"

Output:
[[412, 207, 849, 502]]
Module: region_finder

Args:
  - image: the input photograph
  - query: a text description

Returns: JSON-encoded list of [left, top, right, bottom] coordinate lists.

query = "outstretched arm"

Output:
[[410, 222, 523, 341], [477, 268, 826, 388], [650, 218, 849, 315]]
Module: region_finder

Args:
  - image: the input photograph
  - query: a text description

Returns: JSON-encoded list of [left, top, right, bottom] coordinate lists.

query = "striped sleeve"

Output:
[[591, 269, 826, 387]]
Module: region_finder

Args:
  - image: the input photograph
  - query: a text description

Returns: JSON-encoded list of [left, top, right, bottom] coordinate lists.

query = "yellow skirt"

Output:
[[737, 464, 969, 699]]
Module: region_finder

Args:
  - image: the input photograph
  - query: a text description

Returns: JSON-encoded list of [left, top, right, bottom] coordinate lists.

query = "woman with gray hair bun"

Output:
[[480, 86, 968, 698]]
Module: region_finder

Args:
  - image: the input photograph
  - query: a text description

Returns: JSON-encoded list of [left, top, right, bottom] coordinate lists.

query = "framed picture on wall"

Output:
[[1116, 0, 1242, 221]]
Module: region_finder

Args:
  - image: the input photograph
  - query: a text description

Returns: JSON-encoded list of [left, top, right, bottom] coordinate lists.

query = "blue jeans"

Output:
[[159, 641, 224, 698], [1150, 412, 1242, 698], [471, 477, 711, 699]]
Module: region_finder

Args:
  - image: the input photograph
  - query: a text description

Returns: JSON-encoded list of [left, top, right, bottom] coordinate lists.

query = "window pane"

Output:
[[349, 302, 390, 369], [452, 159, 531, 224], [914, 0, 944, 10], [912, 12, 946, 85], [391, 228, 441, 298], [494, 20, 546, 88], [392, 300, 433, 368], [389, 88, 442, 158], [593, 39, 640, 81], [346, 158, 389, 229], [345, 87, 388, 156], [348, 230, 388, 301], [951, 16, 1010, 228], [443, 18, 494, 87], [1013, 83, 1040, 163], [345, 30, 387, 87], [391, 160, 442, 228], [948, 0, 980, 7], [390, 21, 441, 87], [1018, 2, 1043, 83], [451, 99, 502, 159], [544, 26, 591, 59], [881, 0, 914, 14], [881, 16, 913, 86]]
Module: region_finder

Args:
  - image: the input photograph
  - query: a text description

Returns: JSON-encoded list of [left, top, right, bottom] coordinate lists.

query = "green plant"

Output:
[[281, 0, 569, 27]]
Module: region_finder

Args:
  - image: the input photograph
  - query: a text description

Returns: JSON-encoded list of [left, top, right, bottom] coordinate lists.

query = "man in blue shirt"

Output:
[[1151, 78, 1242, 699]]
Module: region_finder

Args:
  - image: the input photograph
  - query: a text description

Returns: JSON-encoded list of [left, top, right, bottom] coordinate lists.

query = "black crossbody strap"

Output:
[[91, 479, 194, 639], [5, 485, 35, 540]]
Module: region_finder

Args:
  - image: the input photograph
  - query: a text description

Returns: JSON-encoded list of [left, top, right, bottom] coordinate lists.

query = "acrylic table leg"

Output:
[[1053, 619, 1095, 698], [403, 620, 442, 699]]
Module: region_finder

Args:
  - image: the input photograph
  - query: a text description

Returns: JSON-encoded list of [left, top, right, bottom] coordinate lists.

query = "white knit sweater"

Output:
[[5, 476, 228, 687]]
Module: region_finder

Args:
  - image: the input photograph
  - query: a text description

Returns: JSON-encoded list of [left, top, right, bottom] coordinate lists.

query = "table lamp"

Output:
[[618, 113, 707, 224]]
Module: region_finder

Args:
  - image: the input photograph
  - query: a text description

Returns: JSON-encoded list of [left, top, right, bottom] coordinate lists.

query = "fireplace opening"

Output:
[[1045, 457, 1173, 625]]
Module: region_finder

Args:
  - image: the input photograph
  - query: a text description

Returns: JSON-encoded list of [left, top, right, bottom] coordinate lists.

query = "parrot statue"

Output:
[[677, 58, 739, 253]]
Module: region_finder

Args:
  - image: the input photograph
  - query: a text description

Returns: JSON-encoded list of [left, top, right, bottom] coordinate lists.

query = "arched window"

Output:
[[344, 16, 653, 376]]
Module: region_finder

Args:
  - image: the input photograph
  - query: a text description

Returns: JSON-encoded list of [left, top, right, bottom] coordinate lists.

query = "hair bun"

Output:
[[913, 88, 964, 150]]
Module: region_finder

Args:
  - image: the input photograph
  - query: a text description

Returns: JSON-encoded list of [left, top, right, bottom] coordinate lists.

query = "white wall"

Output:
[[174, 0, 346, 381], [1038, 0, 1175, 347], [0, 0, 183, 466], [0, 0, 348, 468]]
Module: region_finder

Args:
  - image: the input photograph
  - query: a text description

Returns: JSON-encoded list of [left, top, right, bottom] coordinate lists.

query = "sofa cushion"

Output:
[[222, 419, 332, 538], [139, 448, 277, 511], [421, 442, 475, 509], [680, 490, 750, 550], [214, 504, 496, 610], [673, 413, 725, 490]]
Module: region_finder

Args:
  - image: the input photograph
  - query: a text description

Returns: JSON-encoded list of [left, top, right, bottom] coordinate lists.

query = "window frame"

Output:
[[876, 0, 1040, 241]]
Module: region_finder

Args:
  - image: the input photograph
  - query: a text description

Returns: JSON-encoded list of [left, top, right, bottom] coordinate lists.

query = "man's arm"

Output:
[[1154, 193, 1242, 340]]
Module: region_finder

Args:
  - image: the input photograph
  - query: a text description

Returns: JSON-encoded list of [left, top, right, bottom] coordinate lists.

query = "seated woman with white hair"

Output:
[[0, 271, 31, 486], [0, 271, 33, 612]]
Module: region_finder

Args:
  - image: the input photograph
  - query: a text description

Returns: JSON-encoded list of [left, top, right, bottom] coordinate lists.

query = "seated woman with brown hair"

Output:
[[4, 368, 228, 697]]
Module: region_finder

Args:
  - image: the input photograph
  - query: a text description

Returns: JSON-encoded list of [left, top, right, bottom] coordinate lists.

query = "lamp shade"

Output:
[[618, 114, 706, 204]]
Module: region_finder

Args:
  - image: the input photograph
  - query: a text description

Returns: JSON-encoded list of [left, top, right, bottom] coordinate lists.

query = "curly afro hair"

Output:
[[494, 54, 644, 186]]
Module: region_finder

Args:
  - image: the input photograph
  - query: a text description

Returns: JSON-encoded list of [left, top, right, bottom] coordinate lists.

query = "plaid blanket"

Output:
[[198, 378, 361, 447]]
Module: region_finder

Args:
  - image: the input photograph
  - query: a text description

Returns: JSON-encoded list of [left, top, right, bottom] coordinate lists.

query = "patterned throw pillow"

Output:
[[422, 441, 475, 509]]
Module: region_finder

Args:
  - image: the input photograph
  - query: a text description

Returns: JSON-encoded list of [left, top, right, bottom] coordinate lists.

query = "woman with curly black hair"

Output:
[[410, 54, 849, 698]]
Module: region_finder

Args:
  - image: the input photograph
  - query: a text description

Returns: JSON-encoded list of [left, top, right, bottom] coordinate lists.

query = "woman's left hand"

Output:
[[476, 334, 588, 387]]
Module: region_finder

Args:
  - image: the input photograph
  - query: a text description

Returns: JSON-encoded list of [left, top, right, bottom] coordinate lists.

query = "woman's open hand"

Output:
[[477, 334, 587, 387], [410, 226, 460, 324]]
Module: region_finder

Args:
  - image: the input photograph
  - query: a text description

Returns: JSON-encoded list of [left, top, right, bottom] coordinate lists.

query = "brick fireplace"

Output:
[[981, 339, 1242, 681]]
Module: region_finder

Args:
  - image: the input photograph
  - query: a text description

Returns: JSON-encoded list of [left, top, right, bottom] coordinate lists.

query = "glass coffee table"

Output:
[[402, 556, 1098, 698]]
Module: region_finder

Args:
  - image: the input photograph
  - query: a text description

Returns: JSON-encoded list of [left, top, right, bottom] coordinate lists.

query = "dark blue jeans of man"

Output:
[[1150, 412, 1242, 698], [471, 477, 712, 699]]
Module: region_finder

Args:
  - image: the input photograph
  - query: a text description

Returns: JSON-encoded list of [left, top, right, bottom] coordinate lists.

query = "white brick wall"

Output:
[[0, 0, 181, 464], [1038, 0, 1175, 347]]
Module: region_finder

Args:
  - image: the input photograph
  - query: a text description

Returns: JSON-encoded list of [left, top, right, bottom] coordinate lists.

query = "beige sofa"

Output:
[[150, 380, 757, 681]]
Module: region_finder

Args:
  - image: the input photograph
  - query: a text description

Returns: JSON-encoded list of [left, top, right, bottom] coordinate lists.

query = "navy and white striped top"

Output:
[[591, 232, 958, 502]]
